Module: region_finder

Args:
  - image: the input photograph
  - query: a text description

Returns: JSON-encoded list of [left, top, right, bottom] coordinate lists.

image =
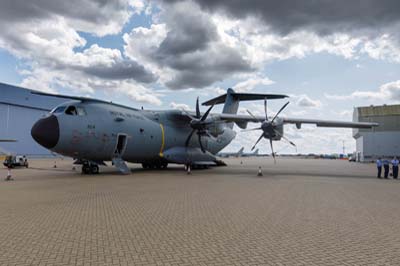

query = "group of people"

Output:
[[376, 157, 399, 179]]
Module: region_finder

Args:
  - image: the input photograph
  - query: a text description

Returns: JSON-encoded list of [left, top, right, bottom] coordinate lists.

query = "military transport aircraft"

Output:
[[30, 88, 378, 174], [218, 147, 244, 158], [242, 149, 260, 157]]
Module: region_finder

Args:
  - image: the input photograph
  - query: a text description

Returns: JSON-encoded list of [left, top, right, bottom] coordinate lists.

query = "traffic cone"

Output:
[[187, 165, 192, 175], [257, 166, 263, 177], [54, 160, 57, 168]]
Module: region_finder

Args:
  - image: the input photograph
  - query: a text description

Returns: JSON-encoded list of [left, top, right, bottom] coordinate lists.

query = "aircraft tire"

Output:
[[90, 165, 99, 174], [82, 164, 91, 174]]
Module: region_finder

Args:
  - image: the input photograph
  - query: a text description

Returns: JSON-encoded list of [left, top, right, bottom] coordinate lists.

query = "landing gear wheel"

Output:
[[82, 164, 91, 174], [142, 163, 148, 169], [90, 165, 99, 174]]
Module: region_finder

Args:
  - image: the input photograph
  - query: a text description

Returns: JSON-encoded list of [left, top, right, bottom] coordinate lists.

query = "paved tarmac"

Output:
[[0, 158, 399, 266]]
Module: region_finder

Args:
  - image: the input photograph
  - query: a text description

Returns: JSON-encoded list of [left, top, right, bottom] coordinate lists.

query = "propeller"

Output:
[[184, 97, 214, 153], [246, 99, 294, 163]]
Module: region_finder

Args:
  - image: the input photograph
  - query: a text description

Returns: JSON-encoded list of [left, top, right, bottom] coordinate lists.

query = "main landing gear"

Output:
[[81, 161, 99, 174]]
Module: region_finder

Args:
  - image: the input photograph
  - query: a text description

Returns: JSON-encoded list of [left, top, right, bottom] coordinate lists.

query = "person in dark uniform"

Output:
[[391, 157, 399, 179], [376, 158, 382, 178], [383, 159, 390, 179]]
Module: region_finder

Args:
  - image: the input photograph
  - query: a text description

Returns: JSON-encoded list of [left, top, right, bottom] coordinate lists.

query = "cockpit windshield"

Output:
[[51, 105, 86, 116], [65, 105, 86, 116], [65, 106, 78, 115], [51, 106, 66, 114]]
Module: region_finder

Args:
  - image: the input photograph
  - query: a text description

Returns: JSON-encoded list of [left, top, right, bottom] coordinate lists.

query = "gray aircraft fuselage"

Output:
[[32, 101, 236, 165]]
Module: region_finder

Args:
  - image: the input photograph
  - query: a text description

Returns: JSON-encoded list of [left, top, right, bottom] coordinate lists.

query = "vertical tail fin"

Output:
[[222, 88, 238, 129], [202, 88, 288, 129], [237, 147, 244, 157], [222, 88, 239, 115]]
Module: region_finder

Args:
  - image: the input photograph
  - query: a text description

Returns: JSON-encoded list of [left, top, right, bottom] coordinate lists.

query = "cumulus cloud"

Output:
[[325, 80, 400, 101], [124, 1, 253, 90], [163, 0, 400, 37], [162, 0, 400, 64], [169, 102, 191, 110], [292, 94, 322, 108], [0, 0, 141, 36], [0, 0, 163, 105], [233, 76, 274, 92], [1, 0, 400, 108]]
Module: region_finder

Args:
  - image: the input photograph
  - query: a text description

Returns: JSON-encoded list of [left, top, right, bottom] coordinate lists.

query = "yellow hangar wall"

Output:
[[353, 104, 400, 162]]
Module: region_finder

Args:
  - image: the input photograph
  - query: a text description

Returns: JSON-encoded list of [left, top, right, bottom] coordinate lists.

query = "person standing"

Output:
[[383, 159, 390, 179], [391, 157, 399, 179], [376, 158, 382, 178]]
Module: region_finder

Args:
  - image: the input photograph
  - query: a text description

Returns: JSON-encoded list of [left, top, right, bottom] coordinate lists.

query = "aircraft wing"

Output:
[[282, 118, 378, 128], [217, 113, 378, 129]]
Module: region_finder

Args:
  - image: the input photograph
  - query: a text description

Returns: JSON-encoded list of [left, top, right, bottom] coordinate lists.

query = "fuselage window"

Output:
[[65, 106, 78, 115]]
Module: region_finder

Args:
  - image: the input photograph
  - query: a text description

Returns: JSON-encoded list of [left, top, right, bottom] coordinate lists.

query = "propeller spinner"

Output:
[[245, 99, 295, 163]]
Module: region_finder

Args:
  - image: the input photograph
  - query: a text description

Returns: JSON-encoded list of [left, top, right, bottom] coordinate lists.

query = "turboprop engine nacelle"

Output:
[[208, 122, 225, 137]]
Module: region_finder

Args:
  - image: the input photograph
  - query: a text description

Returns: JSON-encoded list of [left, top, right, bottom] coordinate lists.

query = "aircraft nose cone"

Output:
[[31, 115, 60, 149]]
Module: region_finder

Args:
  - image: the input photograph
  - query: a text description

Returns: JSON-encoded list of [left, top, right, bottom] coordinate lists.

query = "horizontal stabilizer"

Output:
[[202, 90, 288, 106]]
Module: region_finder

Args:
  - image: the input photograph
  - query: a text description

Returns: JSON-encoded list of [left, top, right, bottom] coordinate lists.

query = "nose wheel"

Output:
[[82, 161, 99, 174]]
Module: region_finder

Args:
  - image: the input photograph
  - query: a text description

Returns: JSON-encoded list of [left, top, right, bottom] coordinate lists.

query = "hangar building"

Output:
[[353, 104, 400, 162], [0, 82, 71, 156]]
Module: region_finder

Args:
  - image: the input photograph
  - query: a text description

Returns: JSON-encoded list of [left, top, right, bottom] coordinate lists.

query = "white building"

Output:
[[353, 104, 400, 162], [0, 83, 71, 156]]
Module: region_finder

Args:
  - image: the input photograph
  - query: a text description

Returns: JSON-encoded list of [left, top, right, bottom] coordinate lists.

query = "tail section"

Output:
[[222, 88, 240, 115], [202, 88, 288, 128], [253, 149, 259, 155], [203, 88, 288, 114], [237, 147, 244, 157]]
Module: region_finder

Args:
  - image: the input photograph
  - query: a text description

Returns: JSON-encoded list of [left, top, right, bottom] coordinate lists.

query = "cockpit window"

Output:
[[76, 107, 86, 116], [52, 106, 66, 114], [65, 106, 78, 115], [65, 105, 86, 116]]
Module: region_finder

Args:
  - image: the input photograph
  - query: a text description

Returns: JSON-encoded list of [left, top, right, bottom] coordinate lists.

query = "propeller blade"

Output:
[[241, 127, 262, 132], [246, 109, 258, 120], [273, 129, 296, 147], [198, 134, 206, 153], [264, 97, 268, 121], [185, 129, 196, 147], [200, 104, 214, 121], [271, 101, 290, 123], [251, 133, 264, 151], [196, 97, 201, 118], [181, 109, 196, 120], [269, 138, 276, 164]]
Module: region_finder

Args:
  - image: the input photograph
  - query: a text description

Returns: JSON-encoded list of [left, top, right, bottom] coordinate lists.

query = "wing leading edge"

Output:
[[282, 118, 378, 128], [217, 113, 378, 129]]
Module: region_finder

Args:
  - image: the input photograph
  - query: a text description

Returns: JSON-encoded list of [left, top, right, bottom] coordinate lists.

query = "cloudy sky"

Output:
[[1, 0, 400, 154]]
